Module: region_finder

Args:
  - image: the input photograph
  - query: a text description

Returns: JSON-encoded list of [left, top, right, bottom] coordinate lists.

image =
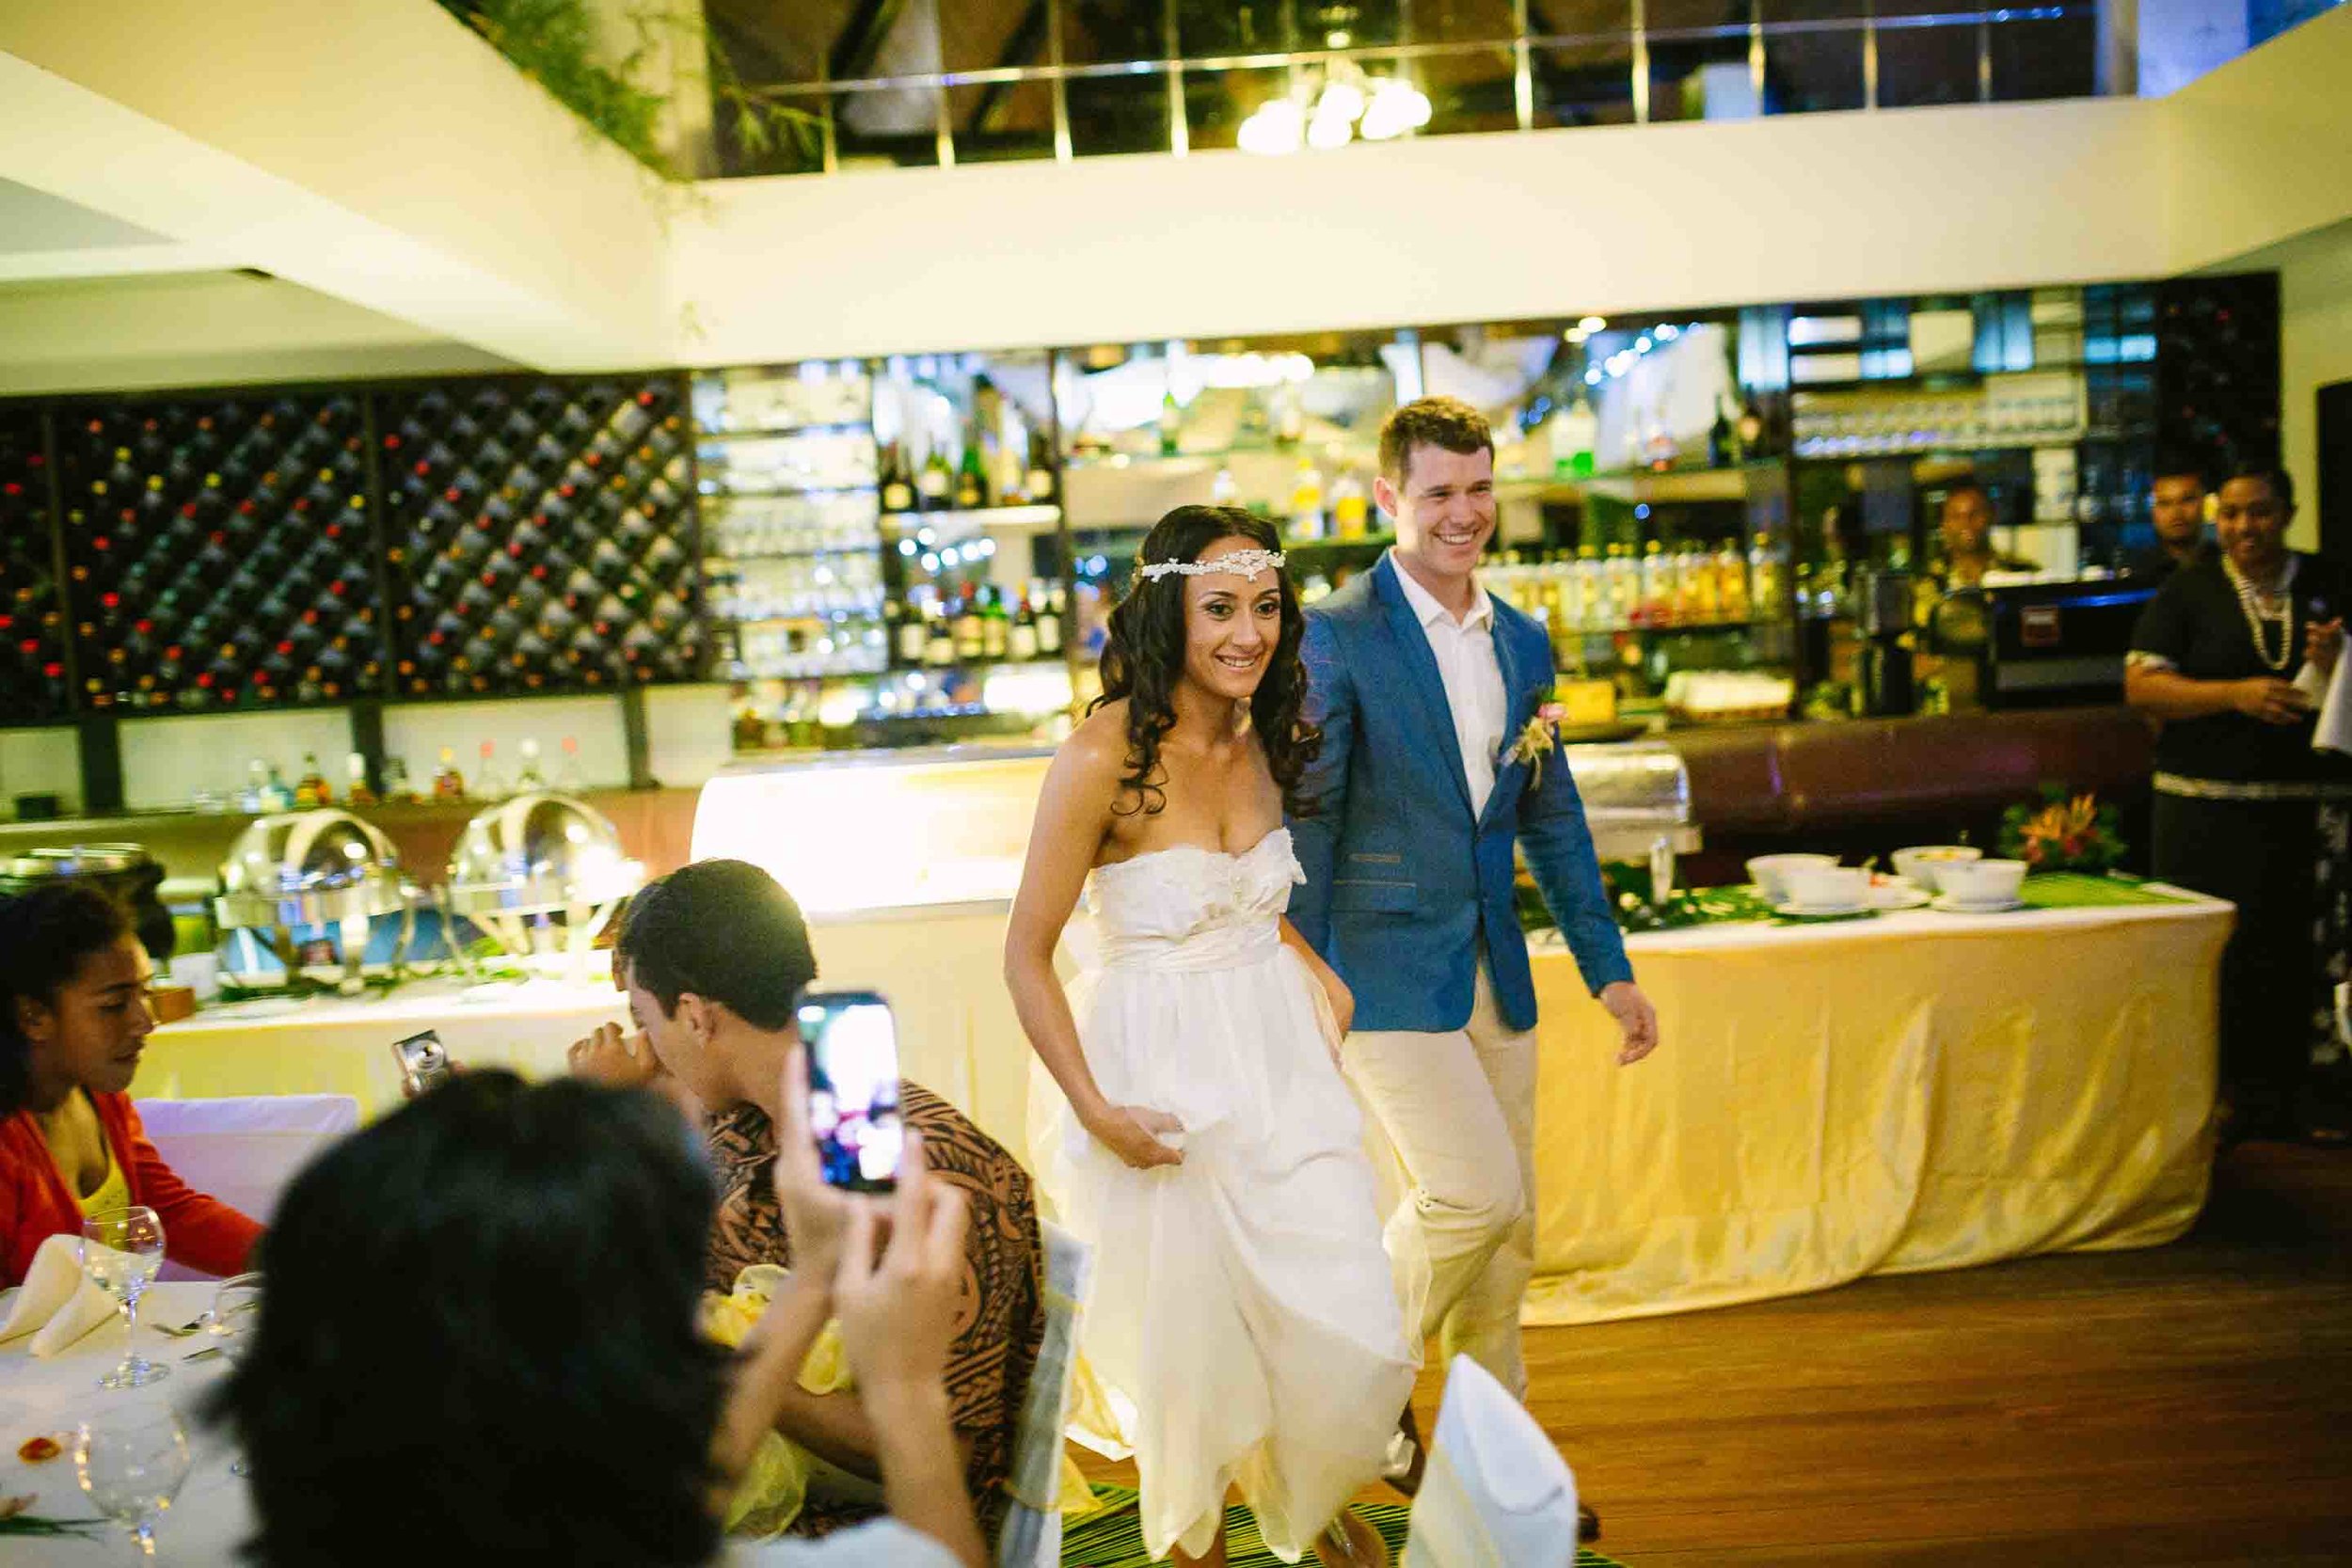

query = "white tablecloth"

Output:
[[0, 1283, 251, 1562]]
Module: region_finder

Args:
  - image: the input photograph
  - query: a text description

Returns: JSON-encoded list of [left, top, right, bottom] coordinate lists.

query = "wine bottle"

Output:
[[432, 747, 466, 800], [1035, 581, 1064, 657], [955, 430, 988, 510], [516, 736, 548, 792], [953, 584, 986, 659], [981, 585, 1009, 659], [1009, 593, 1041, 661], [917, 448, 952, 510], [897, 591, 930, 666], [924, 595, 956, 667], [880, 443, 915, 514]]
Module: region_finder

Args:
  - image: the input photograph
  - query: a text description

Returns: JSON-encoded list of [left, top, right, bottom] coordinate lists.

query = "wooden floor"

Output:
[[1079, 1142, 2352, 1565]]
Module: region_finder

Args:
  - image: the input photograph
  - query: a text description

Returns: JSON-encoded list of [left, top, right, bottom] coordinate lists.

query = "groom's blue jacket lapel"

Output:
[[1372, 553, 1474, 822]]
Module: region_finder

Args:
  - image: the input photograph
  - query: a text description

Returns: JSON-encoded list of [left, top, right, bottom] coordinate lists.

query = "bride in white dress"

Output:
[[1005, 507, 1417, 1567]]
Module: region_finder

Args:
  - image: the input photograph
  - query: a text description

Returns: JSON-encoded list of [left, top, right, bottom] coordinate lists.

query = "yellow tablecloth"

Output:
[[1520, 894, 2232, 1324], [142, 976, 629, 1116], [134, 892, 2232, 1328]]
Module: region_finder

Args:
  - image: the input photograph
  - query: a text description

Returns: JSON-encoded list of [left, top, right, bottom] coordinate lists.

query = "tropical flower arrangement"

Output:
[[1999, 784, 2127, 872]]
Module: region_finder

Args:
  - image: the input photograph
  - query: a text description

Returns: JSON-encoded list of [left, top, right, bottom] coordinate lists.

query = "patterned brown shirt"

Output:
[[705, 1081, 1044, 1538]]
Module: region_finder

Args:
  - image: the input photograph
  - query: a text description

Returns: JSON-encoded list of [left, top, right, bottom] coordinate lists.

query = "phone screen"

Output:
[[392, 1030, 450, 1095], [795, 990, 901, 1192]]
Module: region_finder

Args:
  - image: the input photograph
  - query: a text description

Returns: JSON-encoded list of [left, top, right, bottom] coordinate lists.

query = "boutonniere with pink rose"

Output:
[[1500, 695, 1569, 788]]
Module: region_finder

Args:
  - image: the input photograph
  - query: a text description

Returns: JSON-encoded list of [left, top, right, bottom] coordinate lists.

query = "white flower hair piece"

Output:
[[1136, 547, 1288, 583]]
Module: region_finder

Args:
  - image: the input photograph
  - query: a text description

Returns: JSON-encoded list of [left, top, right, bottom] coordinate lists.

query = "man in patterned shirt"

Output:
[[571, 858, 1046, 1540]]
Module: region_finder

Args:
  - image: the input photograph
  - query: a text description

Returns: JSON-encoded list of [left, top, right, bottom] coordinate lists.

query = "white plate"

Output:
[[1869, 885, 1931, 911], [1770, 898, 1872, 917], [1931, 893, 2026, 913]]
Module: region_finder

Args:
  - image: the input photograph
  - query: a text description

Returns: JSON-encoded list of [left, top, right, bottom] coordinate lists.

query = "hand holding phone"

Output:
[[392, 1030, 451, 1098], [794, 990, 902, 1194]]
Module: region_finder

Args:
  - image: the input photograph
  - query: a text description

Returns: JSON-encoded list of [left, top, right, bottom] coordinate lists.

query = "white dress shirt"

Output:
[[1391, 549, 1508, 817]]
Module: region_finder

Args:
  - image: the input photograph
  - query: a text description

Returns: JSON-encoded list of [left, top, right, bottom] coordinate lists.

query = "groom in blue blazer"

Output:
[[1289, 398, 1659, 1420]]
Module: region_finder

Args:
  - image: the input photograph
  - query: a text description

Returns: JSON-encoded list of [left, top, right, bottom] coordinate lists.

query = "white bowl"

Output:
[[1892, 845, 1982, 893], [1747, 854, 1837, 903], [1934, 858, 2026, 906], [1781, 864, 1871, 911]]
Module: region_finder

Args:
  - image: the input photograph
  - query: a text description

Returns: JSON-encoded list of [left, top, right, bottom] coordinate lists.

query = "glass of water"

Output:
[[80, 1206, 167, 1389], [75, 1407, 192, 1560]]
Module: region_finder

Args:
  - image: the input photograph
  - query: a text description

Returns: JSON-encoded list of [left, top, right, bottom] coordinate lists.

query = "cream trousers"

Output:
[[1343, 962, 1538, 1399]]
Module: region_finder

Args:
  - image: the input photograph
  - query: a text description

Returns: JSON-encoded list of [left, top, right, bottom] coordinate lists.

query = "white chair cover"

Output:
[[993, 1218, 1094, 1568], [135, 1094, 360, 1276], [1404, 1355, 1580, 1568]]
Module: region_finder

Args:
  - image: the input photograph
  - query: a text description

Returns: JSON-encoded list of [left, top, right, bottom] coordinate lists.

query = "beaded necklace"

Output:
[[2222, 554, 2297, 673]]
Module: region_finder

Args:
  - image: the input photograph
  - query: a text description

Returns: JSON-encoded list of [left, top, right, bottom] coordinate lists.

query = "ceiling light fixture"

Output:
[[1239, 60, 1430, 154]]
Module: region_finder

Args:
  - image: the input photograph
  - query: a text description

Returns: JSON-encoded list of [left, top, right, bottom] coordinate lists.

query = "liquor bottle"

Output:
[[953, 585, 986, 660], [1549, 395, 1599, 480], [432, 746, 467, 800], [955, 430, 988, 510], [981, 586, 1010, 659], [916, 447, 953, 510], [1158, 389, 1183, 458], [1023, 431, 1056, 506], [896, 591, 930, 666], [879, 443, 915, 514], [1035, 580, 1065, 657], [1211, 466, 1238, 505], [1289, 458, 1327, 541], [924, 595, 956, 667], [294, 751, 332, 809], [238, 759, 267, 815], [1708, 398, 1736, 468], [1009, 593, 1041, 661], [344, 752, 377, 808], [262, 760, 295, 813], [383, 755, 417, 805], [1331, 472, 1370, 539]]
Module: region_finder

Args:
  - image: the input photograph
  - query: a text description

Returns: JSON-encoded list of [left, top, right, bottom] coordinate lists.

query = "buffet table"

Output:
[[140, 976, 628, 1117], [1518, 891, 2233, 1324], [125, 868, 2233, 1331]]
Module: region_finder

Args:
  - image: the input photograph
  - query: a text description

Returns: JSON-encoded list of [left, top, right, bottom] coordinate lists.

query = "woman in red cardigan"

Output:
[[2, 883, 261, 1286]]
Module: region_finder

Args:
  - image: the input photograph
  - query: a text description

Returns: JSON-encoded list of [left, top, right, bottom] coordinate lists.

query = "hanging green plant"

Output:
[[438, 0, 678, 178]]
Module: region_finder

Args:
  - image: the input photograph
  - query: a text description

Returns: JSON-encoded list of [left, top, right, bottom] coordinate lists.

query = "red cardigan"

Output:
[[2, 1091, 262, 1286]]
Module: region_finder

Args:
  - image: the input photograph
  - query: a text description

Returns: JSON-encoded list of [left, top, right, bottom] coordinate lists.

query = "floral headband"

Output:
[[1136, 547, 1287, 583]]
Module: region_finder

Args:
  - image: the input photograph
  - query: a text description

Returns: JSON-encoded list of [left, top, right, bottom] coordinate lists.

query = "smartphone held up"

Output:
[[795, 990, 902, 1193]]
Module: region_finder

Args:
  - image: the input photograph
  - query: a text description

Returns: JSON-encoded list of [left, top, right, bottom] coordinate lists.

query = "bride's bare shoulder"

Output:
[[1052, 703, 1132, 784]]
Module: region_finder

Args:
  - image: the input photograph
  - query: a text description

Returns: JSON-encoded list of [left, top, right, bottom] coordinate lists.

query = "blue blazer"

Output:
[[1287, 554, 1633, 1034]]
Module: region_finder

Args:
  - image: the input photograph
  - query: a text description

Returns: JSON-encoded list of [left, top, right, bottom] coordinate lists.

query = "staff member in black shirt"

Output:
[[2124, 465, 2215, 583], [2127, 467, 2349, 1142]]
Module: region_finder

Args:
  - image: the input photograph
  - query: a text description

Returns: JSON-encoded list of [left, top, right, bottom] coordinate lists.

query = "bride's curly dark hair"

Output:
[[1091, 505, 1322, 818]]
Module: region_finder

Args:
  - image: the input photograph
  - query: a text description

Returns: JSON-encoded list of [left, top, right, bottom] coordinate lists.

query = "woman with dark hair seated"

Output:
[[0, 884, 260, 1285], [570, 858, 1046, 1541], [210, 1063, 985, 1567]]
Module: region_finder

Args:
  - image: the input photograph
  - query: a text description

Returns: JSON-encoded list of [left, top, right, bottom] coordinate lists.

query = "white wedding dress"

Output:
[[1036, 828, 1419, 1562]]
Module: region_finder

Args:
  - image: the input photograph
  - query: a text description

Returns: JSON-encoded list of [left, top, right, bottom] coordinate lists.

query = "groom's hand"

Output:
[[1599, 981, 1659, 1065]]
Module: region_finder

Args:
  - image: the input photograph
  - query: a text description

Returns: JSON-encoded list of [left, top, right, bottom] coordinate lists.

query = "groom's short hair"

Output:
[[1379, 397, 1493, 486]]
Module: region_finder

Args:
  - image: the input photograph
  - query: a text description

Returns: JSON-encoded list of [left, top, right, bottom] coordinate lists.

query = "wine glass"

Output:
[[202, 1272, 263, 1355], [75, 1407, 192, 1560], [80, 1206, 167, 1389]]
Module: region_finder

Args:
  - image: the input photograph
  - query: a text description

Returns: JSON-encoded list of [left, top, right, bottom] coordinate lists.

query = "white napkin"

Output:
[[2310, 657, 2352, 755], [0, 1232, 125, 1355]]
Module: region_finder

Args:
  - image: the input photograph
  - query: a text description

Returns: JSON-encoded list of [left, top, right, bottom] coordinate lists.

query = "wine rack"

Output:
[[380, 376, 705, 696], [2157, 273, 2280, 482], [52, 394, 380, 714], [0, 413, 71, 723]]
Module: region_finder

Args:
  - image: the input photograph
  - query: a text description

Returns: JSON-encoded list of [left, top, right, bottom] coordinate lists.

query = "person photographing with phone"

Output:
[[212, 1064, 986, 1567], [568, 858, 1046, 1539], [2127, 466, 2352, 1142]]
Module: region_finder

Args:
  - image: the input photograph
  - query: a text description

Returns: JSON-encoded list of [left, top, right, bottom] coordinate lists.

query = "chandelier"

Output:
[[1237, 59, 1432, 155]]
